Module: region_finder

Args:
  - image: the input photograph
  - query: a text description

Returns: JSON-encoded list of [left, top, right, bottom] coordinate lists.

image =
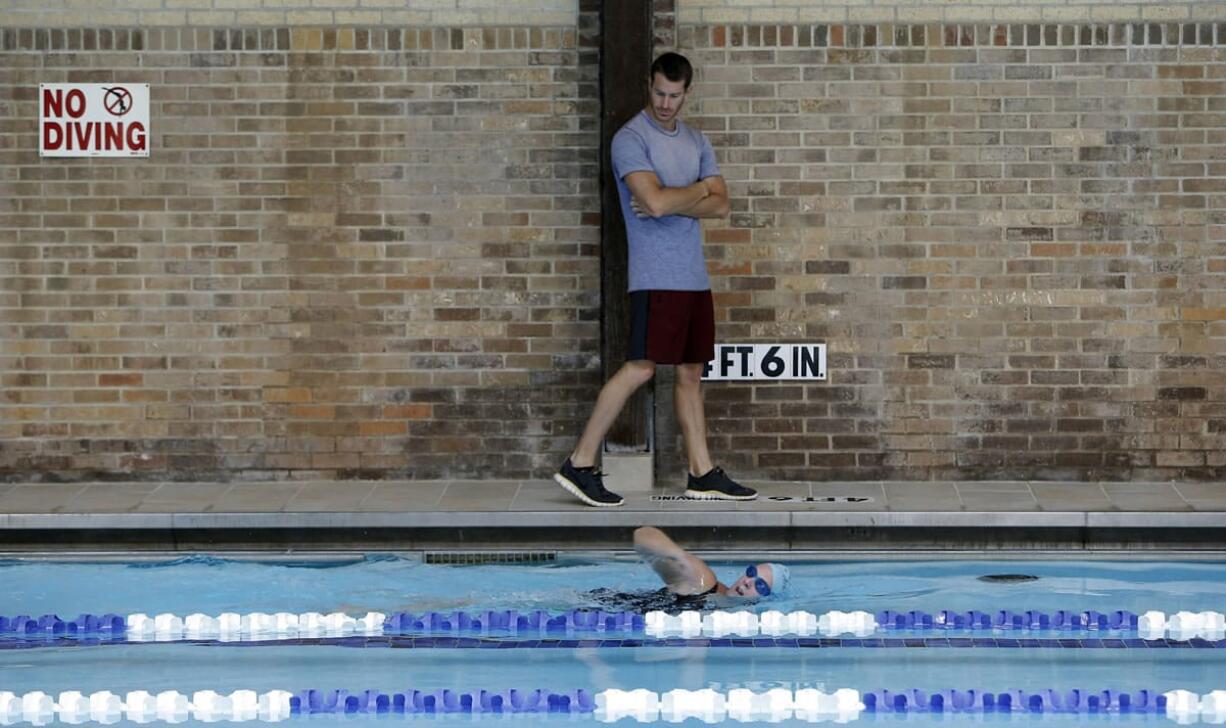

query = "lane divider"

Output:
[[2, 609, 1223, 642], [0, 690, 293, 724], [2, 689, 1225, 723], [293, 688, 594, 715], [7, 634, 1222, 653]]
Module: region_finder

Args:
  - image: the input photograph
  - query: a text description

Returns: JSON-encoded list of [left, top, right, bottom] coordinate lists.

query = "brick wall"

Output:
[[654, 9, 1226, 482], [2, 0, 1225, 484], [0, 7, 603, 482], [0, 2, 578, 28], [678, 1, 1226, 25]]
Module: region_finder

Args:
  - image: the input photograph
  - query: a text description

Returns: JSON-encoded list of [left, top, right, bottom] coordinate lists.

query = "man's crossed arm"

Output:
[[625, 171, 731, 220]]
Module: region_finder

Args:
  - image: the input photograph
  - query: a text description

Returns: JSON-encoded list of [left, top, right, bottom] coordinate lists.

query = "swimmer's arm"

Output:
[[633, 526, 718, 596], [625, 171, 729, 220]]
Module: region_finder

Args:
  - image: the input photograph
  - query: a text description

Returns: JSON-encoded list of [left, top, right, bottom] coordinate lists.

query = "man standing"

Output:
[[554, 53, 758, 507]]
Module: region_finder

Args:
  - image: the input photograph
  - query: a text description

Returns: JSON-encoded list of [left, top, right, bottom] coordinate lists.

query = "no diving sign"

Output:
[[40, 83, 150, 157], [703, 344, 827, 381]]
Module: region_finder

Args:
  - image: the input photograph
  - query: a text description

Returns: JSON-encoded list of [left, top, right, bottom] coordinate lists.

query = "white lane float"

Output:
[[595, 688, 660, 723], [817, 610, 877, 637], [597, 689, 863, 724], [645, 609, 875, 638], [0, 691, 293, 725], [702, 610, 759, 637], [1138, 611, 1226, 642], [121, 610, 387, 641]]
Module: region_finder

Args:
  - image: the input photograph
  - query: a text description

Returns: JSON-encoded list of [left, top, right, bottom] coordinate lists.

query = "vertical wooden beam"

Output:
[[599, 0, 654, 454]]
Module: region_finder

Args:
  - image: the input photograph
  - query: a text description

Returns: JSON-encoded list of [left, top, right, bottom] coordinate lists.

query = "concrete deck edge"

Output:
[[2, 510, 1225, 530]]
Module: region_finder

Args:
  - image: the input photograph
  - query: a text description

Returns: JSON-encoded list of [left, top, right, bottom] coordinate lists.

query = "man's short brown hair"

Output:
[[650, 52, 693, 89]]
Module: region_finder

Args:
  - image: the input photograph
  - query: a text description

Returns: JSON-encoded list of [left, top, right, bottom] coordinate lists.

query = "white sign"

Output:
[[702, 343, 827, 381], [40, 83, 150, 157]]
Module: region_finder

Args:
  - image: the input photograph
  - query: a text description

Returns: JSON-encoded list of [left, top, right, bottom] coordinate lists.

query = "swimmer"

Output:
[[588, 526, 790, 612]]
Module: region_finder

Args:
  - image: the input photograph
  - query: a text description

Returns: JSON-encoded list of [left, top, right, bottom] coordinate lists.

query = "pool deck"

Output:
[[2, 478, 1224, 552]]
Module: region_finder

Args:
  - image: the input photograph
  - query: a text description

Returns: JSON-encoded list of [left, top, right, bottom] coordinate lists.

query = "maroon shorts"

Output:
[[627, 290, 715, 365]]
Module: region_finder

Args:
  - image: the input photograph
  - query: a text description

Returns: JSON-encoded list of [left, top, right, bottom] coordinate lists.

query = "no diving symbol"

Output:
[[102, 87, 132, 117]]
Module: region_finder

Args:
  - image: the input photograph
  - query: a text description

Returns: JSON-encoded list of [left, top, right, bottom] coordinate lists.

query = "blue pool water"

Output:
[[5, 555, 1225, 616], [1, 555, 1223, 726]]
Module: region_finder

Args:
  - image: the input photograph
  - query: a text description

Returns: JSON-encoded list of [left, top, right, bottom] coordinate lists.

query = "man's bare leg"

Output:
[[674, 362, 713, 477], [570, 360, 656, 468], [674, 362, 757, 499]]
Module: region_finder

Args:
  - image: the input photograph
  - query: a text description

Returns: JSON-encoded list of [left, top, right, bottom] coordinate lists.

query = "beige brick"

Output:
[[895, 7, 942, 23], [1190, 4, 1226, 21], [490, 10, 574, 25], [847, 7, 895, 23], [420, 9, 476, 23], [678, 7, 703, 24], [335, 13, 381, 27], [748, 8, 801, 23], [65, 10, 133, 24], [1140, 4, 1190, 21], [1052, 130, 1107, 146], [992, 6, 1046, 22], [184, 10, 237, 24], [702, 8, 753, 23], [1093, 5, 1143, 21], [1041, 7, 1091, 22], [136, 11, 188, 25], [235, 11, 287, 25], [379, 10, 431, 23], [795, 6, 850, 22], [947, 7, 994, 23], [283, 10, 334, 24]]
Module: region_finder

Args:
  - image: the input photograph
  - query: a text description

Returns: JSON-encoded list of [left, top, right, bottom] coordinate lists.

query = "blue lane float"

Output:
[[861, 688, 1169, 714], [873, 610, 1140, 631], [0, 614, 126, 637], [382, 610, 643, 635], [290, 689, 596, 715]]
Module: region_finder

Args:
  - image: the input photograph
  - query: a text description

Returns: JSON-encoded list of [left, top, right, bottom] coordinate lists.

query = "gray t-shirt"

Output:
[[611, 110, 720, 292]]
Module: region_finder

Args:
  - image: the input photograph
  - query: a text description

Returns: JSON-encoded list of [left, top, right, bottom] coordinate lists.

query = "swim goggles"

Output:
[[744, 565, 771, 597]]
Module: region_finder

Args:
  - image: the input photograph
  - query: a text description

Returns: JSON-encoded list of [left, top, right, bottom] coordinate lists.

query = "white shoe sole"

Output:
[[684, 489, 758, 501], [554, 473, 624, 507]]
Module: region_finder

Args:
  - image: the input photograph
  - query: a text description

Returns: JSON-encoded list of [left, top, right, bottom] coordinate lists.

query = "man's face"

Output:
[[647, 73, 689, 127]]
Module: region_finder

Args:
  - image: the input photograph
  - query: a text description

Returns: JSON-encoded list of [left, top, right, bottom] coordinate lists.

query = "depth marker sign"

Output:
[[40, 84, 150, 158], [703, 344, 827, 381]]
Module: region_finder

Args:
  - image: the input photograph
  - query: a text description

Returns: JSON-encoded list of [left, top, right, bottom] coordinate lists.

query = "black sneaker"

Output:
[[554, 458, 624, 507], [684, 466, 757, 501]]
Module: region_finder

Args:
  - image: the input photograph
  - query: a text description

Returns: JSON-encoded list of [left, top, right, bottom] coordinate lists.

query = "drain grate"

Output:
[[423, 551, 557, 565], [977, 574, 1039, 583]]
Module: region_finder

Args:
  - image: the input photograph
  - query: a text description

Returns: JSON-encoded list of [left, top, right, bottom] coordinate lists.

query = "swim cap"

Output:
[[764, 563, 791, 595]]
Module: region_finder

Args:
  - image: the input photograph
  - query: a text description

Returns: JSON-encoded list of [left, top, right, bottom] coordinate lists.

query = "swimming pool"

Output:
[[1, 555, 1223, 725]]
